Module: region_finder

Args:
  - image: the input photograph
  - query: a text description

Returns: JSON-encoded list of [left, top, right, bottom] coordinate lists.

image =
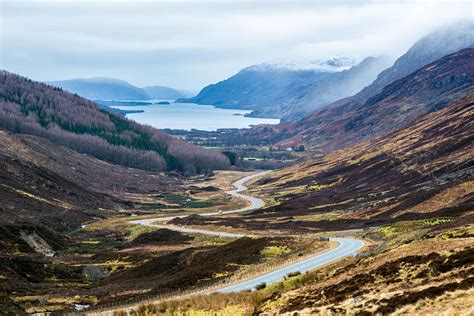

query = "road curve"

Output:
[[213, 237, 364, 293], [130, 171, 269, 234], [130, 171, 365, 293]]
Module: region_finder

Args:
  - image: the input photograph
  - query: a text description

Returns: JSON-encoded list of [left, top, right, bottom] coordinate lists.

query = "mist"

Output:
[[1, 0, 471, 90]]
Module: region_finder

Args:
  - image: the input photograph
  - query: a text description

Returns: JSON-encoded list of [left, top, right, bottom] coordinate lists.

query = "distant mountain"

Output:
[[249, 21, 474, 148], [143, 85, 193, 100], [249, 56, 357, 72], [1, 71, 230, 174], [363, 20, 473, 98], [47, 77, 190, 102], [179, 56, 390, 121], [47, 77, 151, 100], [273, 48, 474, 151]]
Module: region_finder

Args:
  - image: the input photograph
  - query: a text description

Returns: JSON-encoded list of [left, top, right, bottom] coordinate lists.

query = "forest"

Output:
[[0, 71, 230, 174]]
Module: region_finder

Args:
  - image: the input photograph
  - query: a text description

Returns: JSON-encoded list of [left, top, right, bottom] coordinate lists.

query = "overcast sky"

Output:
[[0, 0, 471, 91]]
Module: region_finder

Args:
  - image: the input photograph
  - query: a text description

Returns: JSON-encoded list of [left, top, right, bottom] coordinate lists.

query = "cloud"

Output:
[[0, 0, 470, 90]]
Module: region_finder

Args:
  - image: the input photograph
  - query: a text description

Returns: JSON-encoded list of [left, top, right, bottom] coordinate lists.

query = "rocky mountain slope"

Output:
[[1, 71, 230, 174], [246, 21, 473, 146], [179, 57, 389, 121], [363, 20, 473, 99], [255, 48, 473, 152]]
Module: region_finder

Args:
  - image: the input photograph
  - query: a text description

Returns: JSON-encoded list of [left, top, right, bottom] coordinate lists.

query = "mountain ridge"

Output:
[[179, 56, 390, 121], [274, 48, 474, 151], [47, 77, 189, 101]]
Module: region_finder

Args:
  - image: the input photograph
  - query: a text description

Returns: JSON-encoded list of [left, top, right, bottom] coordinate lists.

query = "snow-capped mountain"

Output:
[[179, 56, 388, 121], [248, 57, 357, 72]]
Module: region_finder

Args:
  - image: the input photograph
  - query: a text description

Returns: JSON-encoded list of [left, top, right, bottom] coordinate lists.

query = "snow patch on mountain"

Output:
[[247, 57, 357, 72]]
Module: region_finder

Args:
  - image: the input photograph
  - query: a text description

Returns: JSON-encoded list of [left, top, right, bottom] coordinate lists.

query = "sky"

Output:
[[0, 0, 471, 91]]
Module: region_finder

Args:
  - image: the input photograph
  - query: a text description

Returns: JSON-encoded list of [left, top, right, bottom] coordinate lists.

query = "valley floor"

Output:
[[1, 165, 472, 315], [0, 171, 333, 314], [2, 95, 473, 314]]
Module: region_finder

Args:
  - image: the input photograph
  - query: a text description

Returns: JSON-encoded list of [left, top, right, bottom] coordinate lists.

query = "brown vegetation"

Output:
[[0, 71, 230, 174]]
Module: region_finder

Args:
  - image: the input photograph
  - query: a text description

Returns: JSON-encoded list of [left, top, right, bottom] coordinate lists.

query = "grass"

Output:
[[372, 197, 395, 207], [261, 246, 292, 258], [422, 217, 453, 226], [374, 221, 427, 240], [116, 292, 266, 316], [212, 272, 230, 278], [346, 150, 380, 165], [162, 194, 211, 208], [125, 225, 156, 242], [438, 225, 474, 240], [14, 294, 98, 314], [58, 237, 120, 255], [263, 274, 304, 293], [375, 225, 400, 238], [307, 178, 341, 191], [193, 234, 230, 247]]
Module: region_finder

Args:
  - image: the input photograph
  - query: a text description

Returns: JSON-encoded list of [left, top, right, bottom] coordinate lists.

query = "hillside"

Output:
[[113, 93, 474, 316], [265, 48, 474, 151], [0, 128, 179, 313], [0, 130, 177, 232], [179, 57, 389, 121], [250, 93, 473, 221], [0, 128, 245, 313], [0, 71, 230, 174], [247, 94, 474, 315]]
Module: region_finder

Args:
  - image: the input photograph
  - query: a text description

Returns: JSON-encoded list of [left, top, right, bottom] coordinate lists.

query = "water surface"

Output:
[[112, 102, 280, 131]]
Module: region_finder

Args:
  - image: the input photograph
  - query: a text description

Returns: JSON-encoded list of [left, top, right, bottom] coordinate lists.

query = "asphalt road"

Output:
[[130, 171, 268, 236], [213, 237, 364, 293]]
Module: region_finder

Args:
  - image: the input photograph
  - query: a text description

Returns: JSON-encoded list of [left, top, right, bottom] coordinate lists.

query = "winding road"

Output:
[[130, 171, 268, 235], [131, 171, 365, 292], [214, 237, 364, 293]]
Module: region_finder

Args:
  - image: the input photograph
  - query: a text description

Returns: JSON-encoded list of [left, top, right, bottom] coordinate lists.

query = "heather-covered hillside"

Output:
[[0, 71, 230, 174], [0, 130, 178, 231], [251, 93, 473, 223]]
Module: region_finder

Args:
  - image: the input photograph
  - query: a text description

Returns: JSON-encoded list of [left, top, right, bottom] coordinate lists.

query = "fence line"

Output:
[[77, 244, 331, 315]]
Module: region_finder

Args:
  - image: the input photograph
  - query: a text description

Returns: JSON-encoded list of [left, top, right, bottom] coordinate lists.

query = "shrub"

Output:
[[255, 282, 267, 290], [82, 265, 107, 282], [286, 271, 301, 278]]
